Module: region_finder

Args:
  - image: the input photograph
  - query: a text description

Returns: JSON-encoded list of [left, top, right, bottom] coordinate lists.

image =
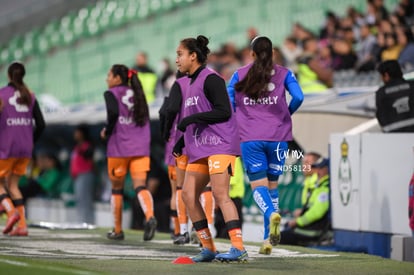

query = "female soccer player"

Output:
[[174, 35, 247, 262], [160, 72, 192, 244], [0, 62, 45, 236], [227, 36, 304, 254], [101, 64, 157, 241], [161, 71, 216, 245]]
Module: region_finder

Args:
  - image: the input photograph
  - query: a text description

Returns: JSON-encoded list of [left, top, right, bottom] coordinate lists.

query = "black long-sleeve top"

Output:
[[162, 83, 181, 141], [33, 99, 45, 142], [103, 91, 119, 137], [158, 96, 169, 140]]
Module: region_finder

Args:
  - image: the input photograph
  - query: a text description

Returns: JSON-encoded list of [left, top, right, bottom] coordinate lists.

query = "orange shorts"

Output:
[[186, 154, 236, 175], [107, 156, 150, 181], [175, 155, 188, 171], [168, 165, 176, 181], [0, 158, 31, 178]]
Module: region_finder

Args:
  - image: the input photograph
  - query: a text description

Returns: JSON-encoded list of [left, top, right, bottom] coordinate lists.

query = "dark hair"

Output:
[[175, 70, 186, 79], [37, 150, 62, 171], [377, 60, 403, 79], [8, 62, 32, 106], [302, 36, 317, 50], [75, 123, 91, 142], [111, 64, 149, 126], [234, 36, 274, 100], [305, 151, 322, 162], [180, 35, 210, 64], [384, 32, 397, 43], [402, 27, 414, 43], [286, 36, 297, 44]]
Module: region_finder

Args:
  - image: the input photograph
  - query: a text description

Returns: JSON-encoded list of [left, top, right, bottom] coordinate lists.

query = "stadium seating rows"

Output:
[[0, 0, 399, 104], [0, 0, 198, 65]]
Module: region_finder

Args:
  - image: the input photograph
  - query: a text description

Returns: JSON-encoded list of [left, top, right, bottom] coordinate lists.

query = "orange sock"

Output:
[[201, 189, 214, 225], [197, 228, 216, 252], [1, 196, 16, 217], [13, 200, 26, 228], [171, 210, 180, 235], [228, 228, 244, 251], [176, 188, 188, 234], [111, 193, 123, 233], [137, 189, 154, 221]]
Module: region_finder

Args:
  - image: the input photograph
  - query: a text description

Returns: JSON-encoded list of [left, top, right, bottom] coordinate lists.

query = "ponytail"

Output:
[[129, 70, 149, 126], [235, 36, 274, 100], [8, 62, 32, 106]]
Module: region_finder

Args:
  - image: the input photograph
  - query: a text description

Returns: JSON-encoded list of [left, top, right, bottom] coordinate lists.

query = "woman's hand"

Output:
[[100, 128, 107, 140], [288, 218, 297, 228]]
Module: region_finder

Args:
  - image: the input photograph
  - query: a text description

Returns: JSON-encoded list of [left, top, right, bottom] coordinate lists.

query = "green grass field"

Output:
[[0, 226, 413, 275]]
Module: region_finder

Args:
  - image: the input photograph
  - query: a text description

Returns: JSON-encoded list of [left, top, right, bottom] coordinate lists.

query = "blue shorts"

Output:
[[241, 141, 288, 181]]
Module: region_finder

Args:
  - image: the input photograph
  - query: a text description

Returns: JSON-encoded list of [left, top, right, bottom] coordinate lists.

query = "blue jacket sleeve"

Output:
[[284, 70, 304, 114], [227, 71, 239, 111]]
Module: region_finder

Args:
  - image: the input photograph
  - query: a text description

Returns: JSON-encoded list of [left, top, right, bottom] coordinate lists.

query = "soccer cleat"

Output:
[[258, 239, 272, 255], [107, 230, 125, 240], [215, 247, 248, 263], [173, 232, 190, 245], [190, 229, 200, 245], [269, 212, 281, 246], [9, 227, 28, 236], [2, 212, 20, 234], [190, 248, 218, 263], [143, 216, 157, 241]]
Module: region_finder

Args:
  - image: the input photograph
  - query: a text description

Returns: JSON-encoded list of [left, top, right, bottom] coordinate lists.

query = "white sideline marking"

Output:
[[0, 259, 28, 266], [153, 240, 339, 258], [0, 258, 97, 275], [0, 230, 339, 260]]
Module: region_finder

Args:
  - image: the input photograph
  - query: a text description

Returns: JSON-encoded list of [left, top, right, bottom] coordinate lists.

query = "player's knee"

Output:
[[108, 167, 126, 183], [247, 170, 267, 181], [7, 186, 21, 198], [213, 193, 231, 207], [181, 189, 193, 206]]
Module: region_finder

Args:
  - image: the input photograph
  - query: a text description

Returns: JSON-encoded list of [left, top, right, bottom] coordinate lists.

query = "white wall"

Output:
[[330, 133, 414, 235]]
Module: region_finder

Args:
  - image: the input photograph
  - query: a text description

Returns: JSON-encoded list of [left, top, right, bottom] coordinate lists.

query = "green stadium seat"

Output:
[[22, 39, 34, 58], [86, 19, 100, 36], [33, 35, 51, 55], [98, 13, 111, 30], [60, 15, 73, 31], [159, 0, 173, 11], [6, 0, 401, 106], [11, 48, 24, 60], [0, 48, 10, 65], [124, 3, 139, 21], [75, 23, 87, 39], [110, 7, 127, 28], [62, 31, 75, 46], [149, 0, 163, 13], [137, 5, 150, 19]]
